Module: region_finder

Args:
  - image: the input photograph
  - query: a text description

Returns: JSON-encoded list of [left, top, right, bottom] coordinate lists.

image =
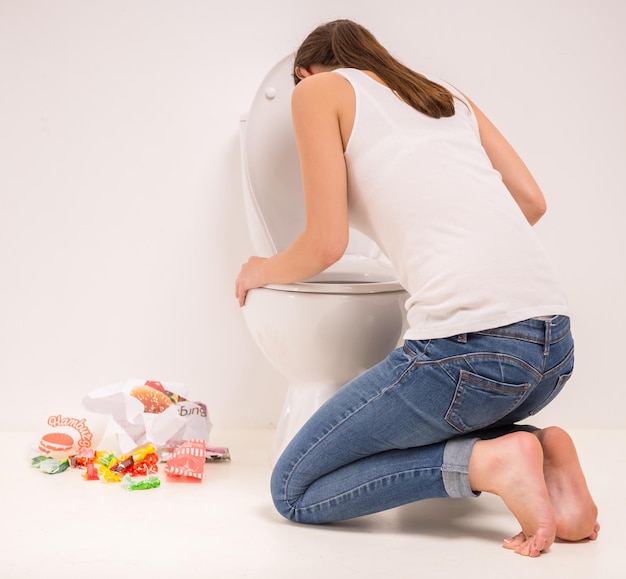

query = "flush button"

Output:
[[265, 87, 276, 100]]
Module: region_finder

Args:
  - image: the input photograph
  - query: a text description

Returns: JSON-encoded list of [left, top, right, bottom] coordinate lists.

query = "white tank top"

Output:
[[333, 68, 568, 340]]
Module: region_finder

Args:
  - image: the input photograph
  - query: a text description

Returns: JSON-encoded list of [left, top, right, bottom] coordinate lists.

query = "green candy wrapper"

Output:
[[122, 474, 160, 491]]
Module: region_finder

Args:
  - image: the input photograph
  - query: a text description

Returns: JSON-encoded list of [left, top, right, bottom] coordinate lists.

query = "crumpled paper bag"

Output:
[[82, 379, 211, 453]]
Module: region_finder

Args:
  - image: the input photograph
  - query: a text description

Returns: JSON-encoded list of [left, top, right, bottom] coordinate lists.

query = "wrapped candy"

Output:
[[31, 456, 70, 474], [67, 443, 159, 483], [107, 444, 159, 477], [122, 474, 160, 491], [205, 446, 231, 461], [102, 444, 157, 480], [84, 462, 99, 481], [69, 447, 96, 468]]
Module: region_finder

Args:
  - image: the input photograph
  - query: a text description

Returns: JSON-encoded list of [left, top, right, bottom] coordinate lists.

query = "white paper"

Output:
[[82, 379, 211, 453]]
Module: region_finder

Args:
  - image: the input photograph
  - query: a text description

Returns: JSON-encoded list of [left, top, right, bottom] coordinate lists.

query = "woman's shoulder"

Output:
[[293, 71, 353, 99], [292, 71, 355, 116]]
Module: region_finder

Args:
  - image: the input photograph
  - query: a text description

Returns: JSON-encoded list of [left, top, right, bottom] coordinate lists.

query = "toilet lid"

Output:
[[244, 55, 382, 259], [243, 55, 305, 254]]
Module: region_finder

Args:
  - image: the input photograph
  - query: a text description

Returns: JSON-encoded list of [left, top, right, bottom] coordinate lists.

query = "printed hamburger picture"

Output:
[[129, 384, 174, 414], [38, 431, 75, 455]]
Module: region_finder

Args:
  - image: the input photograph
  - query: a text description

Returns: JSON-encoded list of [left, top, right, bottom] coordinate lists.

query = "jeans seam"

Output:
[[538, 346, 575, 379], [411, 353, 543, 383], [290, 468, 441, 513], [475, 324, 570, 344]]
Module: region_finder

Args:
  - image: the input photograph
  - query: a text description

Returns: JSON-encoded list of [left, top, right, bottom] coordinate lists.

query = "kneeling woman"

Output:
[[235, 19, 599, 558]]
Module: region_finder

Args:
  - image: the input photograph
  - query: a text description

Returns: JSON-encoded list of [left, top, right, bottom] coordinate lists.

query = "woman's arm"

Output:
[[235, 73, 351, 306], [469, 99, 547, 225]]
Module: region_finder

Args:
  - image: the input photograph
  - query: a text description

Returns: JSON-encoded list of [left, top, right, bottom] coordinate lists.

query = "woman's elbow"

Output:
[[318, 238, 348, 268], [526, 195, 547, 225]]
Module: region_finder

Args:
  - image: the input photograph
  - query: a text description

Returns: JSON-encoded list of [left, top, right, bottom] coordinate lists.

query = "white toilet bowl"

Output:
[[240, 55, 408, 461], [243, 257, 407, 460]]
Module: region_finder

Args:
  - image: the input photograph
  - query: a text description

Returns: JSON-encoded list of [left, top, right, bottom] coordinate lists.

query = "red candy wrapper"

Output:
[[165, 439, 206, 481]]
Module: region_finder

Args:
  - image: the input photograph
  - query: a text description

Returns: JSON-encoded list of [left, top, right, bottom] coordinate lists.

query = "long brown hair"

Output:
[[294, 19, 455, 119]]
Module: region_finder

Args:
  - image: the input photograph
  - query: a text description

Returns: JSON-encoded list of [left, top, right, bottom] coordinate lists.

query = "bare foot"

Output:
[[533, 426, 599, 542], [469, 431, 556, 557]]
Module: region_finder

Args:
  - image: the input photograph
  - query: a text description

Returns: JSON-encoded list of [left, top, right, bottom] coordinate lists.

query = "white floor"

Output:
[[0, 428, 623, 579]]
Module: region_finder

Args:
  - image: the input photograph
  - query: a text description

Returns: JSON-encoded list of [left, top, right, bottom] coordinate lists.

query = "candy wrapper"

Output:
[[82, 380, 211, 453], [122, 474, 161, 491], [32, 456, 70, 474], [165, 439, 206, 481], [205, 446, 231, 461], [33, 403, 109, 459]]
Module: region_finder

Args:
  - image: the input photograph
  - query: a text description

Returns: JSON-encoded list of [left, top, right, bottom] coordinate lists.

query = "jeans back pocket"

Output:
[[445, 370, 531, 433]]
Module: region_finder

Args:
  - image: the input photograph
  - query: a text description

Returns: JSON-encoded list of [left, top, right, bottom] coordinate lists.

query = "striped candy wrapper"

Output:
[[164, 439, 206, 480]]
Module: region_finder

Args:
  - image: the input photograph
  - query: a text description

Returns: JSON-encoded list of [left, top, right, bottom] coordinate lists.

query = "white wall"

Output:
[[1, 0, 624, 432]]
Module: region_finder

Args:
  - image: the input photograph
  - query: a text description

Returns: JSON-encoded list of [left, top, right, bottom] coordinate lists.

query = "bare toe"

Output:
[[503, 531, 526, 550], [515, 533, 550, 558]]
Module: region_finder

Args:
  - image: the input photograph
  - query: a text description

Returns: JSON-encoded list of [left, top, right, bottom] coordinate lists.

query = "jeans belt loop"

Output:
[[543, 320, 551, 356]]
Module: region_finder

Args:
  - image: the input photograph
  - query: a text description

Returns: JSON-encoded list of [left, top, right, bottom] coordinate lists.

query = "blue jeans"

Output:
[[270, 315, 574, 523]]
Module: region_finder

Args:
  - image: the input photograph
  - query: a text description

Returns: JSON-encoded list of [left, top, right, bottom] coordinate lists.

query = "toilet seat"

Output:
[[265, 280, 403, 294], [265, 256, 403, 294]]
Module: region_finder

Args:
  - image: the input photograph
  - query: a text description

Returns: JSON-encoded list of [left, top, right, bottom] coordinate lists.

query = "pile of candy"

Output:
[[75, 443, 159, 482], [31, 443, 161, 489], [31, 440, 230, 491]]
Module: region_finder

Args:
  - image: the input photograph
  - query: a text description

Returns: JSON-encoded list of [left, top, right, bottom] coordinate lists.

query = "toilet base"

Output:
[[271, 381, 344, 464]]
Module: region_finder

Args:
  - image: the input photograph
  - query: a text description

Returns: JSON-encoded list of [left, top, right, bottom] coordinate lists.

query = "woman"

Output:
[[235, 19, 598, 557]]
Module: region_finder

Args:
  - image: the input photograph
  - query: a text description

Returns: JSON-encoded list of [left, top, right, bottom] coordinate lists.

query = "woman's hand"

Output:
[[235, 256, 268, 307]]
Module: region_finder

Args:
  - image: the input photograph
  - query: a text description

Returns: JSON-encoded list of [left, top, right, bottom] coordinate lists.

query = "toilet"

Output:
[[240, 55, 408, 462]]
